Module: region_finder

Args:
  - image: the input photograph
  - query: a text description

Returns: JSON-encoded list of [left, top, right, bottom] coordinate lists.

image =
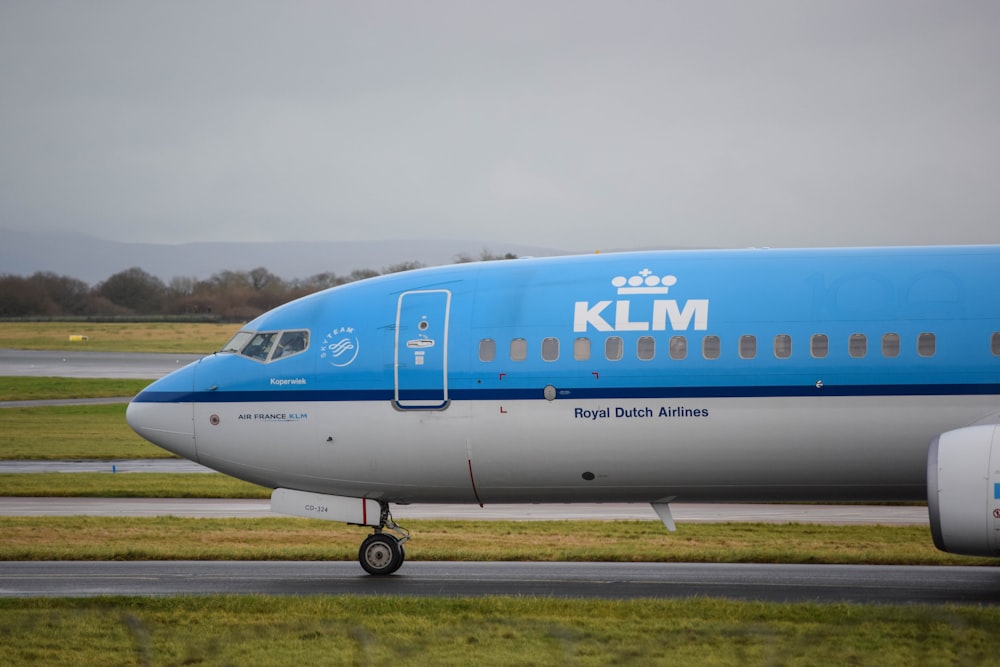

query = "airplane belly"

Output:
[[186, 393, 998, 504], [465, 395, 1000, 503]]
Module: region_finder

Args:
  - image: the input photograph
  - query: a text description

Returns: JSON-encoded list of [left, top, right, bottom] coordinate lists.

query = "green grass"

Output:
[[0, 376, 151, 401], [0, 404, 170, 459], [2, 516, 995, 565], [0, 321, 240, 353], [0, 473, 268, 498], [1, 596, 998, 666]]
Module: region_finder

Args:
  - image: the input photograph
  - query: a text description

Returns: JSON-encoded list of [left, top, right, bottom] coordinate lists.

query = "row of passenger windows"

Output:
[[480, 332, 1000, 363]]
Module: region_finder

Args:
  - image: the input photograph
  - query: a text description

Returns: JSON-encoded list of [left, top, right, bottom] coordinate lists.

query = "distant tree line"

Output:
[[0, 251, 517, 321]]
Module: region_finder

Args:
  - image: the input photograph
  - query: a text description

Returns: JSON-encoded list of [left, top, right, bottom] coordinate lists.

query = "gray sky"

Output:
[[2, 1, 998, 253]]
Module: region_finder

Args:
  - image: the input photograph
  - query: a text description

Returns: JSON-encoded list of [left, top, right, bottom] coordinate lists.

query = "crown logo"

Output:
[[612, 269, 678, 295]]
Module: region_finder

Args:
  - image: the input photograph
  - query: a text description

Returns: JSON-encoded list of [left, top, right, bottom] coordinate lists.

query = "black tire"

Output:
[[358, 533, 403, 576]]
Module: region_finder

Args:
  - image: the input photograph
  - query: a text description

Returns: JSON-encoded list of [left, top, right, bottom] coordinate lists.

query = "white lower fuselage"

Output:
[[172, 394, 999, 504]]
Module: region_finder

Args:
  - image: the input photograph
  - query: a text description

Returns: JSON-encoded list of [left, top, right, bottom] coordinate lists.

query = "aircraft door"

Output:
[[394, 289, 451, 410]]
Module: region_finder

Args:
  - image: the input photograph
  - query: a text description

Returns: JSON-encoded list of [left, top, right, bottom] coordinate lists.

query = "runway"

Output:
[[0, 348, 201, 379], [0, 459, 211, 473], [0, 497, 930, 524], [1, 560, 997, 604]]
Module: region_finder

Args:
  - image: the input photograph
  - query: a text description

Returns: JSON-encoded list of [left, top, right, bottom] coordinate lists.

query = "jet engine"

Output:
[[927, 424, 1000, 557]]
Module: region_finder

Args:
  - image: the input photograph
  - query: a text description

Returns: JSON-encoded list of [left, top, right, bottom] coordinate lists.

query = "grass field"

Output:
[[2, 596, 997, 666], [0, 376, 152, 401], [0, 403, 170, 459], [0, 321, 240, 353], [0, 473, 267, 497], [2, 516, 994, 566]]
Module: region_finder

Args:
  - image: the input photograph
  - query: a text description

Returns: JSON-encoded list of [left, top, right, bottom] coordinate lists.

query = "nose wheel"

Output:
[[358, 503, 409, 576], [359, 533, 405, 575]]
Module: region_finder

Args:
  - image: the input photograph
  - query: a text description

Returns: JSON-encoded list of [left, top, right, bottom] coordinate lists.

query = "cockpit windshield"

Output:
[[242, 332, 278, 361], [219, 330, 310, 363], [220, 331, 254, 354], [272, 331, 308, 359]]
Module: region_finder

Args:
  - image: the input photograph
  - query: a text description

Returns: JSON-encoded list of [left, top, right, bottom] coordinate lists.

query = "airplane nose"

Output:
[[126, 362, 199, 462]]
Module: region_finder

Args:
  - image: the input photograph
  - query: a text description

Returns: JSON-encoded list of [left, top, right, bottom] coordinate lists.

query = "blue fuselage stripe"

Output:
[[132, 383, 1000, 404]]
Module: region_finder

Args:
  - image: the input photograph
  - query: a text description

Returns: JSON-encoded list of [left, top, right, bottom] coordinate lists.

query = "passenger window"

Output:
[[637, 336, 655, 361], [510, 338, 527, 362], [574, 337, 591, 361], [605, 337, 623, 361], [479, 338, 496, 362], [993, 332, 1000, 356], [272, 330, 309, 360], [242, 332, 277, 361], [917, 333, 936, 357], [541, 337, 559, 362], [669, 336, 687, 360], [811, 334, 829, 359], [703, 335, 721, 360], [849, 334, 867, 358], [882, 333, 900, 358], [773, 334, 791, 359], [739, 335, 756, 360]]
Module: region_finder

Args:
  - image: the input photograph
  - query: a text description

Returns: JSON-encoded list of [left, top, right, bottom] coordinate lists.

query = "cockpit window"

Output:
[[220, 331, 255, 354], [220, 329, 309, 363], [272, 331, 309, 360], [243, 332, 278, 361]]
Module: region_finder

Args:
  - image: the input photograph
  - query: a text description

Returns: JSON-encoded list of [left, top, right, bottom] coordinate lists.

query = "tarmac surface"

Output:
[[0, 459, 211, 473], [0, 348, 201, 379], [2, 561, 997, 604], [0, 497, 930, 523]]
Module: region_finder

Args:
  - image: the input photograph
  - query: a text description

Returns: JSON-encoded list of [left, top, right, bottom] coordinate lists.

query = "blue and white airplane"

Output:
[[127, 245, 1000, 574]]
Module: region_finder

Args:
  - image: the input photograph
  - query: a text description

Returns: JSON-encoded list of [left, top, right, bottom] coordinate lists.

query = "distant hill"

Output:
[[0, 229, 563, 285]]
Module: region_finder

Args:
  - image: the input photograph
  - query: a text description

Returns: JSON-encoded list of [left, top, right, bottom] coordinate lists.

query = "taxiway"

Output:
[[2, 561, 997, 604]]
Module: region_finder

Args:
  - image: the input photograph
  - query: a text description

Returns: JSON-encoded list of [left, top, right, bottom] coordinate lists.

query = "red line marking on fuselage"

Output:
[[467, 459, 484, 507]]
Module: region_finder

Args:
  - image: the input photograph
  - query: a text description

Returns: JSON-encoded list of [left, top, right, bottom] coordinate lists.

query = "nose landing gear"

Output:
[[359, 503, 409, 576]]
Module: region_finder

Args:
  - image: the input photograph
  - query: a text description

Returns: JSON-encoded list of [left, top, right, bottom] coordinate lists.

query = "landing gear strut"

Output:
[[358, 502, 409, 576]]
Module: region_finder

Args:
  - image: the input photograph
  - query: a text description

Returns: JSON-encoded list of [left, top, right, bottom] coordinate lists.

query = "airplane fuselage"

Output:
[[127, 245, 1000, 568]]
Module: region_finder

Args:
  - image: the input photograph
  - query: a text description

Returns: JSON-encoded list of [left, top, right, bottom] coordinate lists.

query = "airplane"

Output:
[[126, 245, 1000, 575]]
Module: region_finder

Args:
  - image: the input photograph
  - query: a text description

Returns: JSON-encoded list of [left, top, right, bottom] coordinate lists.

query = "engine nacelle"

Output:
[[927, 424, 1000, 557]]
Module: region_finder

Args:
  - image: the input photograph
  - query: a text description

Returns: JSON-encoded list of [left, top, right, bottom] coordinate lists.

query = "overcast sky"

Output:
[[1, 1, 998, 253]]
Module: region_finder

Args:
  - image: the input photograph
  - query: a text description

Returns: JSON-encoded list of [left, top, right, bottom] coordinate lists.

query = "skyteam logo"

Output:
[[321, 326, 360, 367], [574, 269, 709, 332]]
